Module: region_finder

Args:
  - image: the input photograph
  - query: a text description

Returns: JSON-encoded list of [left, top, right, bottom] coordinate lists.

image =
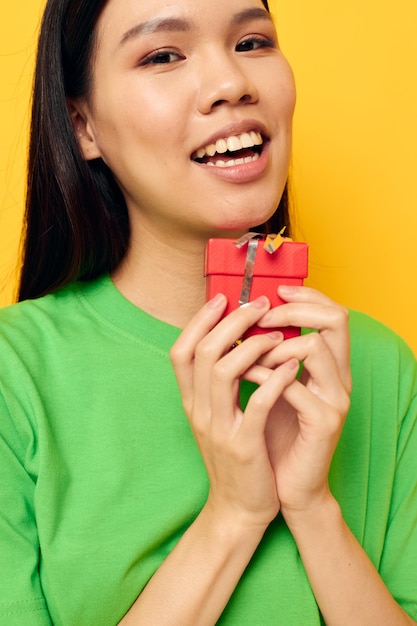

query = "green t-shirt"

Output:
[[0, 275, 416, 625]]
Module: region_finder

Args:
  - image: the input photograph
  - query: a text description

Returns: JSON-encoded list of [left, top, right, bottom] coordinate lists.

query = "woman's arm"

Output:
[[118, 504, 266, 625], [284, 497, 416, 626], [257, 285, 416, 625]]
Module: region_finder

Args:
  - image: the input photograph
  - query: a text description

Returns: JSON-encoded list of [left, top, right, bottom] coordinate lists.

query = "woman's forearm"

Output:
[[118, 504, 266, 626], [284, 496, 416, 626]]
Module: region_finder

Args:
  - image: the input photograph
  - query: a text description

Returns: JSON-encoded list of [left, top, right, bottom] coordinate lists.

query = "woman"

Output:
[[0, 0, 416, 624]]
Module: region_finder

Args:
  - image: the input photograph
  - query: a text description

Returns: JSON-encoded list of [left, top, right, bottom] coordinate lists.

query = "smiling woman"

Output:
[[0, 0, 416, 625], [19, 0, 293, 302], [69, 0, 294, 277]]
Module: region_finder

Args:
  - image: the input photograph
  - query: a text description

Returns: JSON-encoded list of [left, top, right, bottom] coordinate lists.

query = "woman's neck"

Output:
[[111, 227, 211, 329]]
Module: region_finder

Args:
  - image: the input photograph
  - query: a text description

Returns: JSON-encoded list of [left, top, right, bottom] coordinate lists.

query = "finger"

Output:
[[257, 288, 349, 336], [278, 285, 344, 307], [173, 294, 272, 374], [242, 363, 275, 386], [241, 359, 300, 438], [257, 287, 351, 391], [194, 295, 272, 364], [256, 332, 350, 411], [190, 296, 273, 407], [170, 293, 228, 408], [282, 379, 347, 444], [172, 294, 275, 424], [195, 331, 285, 426]]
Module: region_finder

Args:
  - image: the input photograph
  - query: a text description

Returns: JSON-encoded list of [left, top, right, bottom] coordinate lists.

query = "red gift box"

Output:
[[204, 236, 308, 339]]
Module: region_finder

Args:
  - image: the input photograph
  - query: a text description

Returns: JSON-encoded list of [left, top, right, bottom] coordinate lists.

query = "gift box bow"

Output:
[[233, 228, 304, 305], [205, 230, 307, 291]]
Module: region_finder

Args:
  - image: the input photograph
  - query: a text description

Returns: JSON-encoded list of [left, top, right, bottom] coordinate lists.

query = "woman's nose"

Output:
[[196, 52, 259, 114]]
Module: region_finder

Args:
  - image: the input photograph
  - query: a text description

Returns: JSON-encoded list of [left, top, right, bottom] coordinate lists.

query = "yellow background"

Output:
[[1, 1, 416, 354]]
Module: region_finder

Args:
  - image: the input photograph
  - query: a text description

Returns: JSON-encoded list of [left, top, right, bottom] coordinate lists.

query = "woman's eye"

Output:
[[236, 37, 275, 52], [139, 50, 184, 66]]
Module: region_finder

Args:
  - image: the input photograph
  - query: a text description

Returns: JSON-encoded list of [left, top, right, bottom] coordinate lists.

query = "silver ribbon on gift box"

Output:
[[234, 228, 291, 306]]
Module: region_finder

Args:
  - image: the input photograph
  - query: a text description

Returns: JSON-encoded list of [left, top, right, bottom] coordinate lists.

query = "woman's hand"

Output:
[[170, 294, 299, 532], [253, 285, 352, 520]]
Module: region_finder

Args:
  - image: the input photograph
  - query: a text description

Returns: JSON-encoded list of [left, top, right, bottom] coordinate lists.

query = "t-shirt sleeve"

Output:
[[0, 390, 51, 625], [378, 339, 417, 620]]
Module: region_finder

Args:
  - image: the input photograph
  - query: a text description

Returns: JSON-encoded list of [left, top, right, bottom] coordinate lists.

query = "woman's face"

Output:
[[76, 0, 296, 239]]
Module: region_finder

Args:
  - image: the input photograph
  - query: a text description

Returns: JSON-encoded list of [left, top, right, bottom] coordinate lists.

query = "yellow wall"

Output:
[[271, 0, 417, 354], [0, 1, 45, 303], [1, 1, 416, 354]]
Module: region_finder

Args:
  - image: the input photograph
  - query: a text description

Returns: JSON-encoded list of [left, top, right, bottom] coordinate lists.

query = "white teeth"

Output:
[[226, 136, 242, 152], [251, 131, 263, 146], [216, 138, 228, 154], [207, 153, 260, 168], [195, 131, 263, 160], [240, 132, 254, 148]]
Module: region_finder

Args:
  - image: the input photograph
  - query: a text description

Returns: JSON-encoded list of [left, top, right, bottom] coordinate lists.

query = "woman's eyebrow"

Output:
[[118, 8, 273, 48], [119, 18, 190, 47], [231, 7, 273, 27]]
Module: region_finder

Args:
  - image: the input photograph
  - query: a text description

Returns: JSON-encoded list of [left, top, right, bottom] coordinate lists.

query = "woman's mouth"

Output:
[[191, 131, 264, 168]]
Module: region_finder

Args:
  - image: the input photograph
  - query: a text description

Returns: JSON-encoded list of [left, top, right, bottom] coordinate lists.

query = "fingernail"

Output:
[[278, 285, 299, 297], [207, 293, 227, 309], [268, 331, 284, 341], [250, 296, 270, 309], [286, 358, 300, 370]]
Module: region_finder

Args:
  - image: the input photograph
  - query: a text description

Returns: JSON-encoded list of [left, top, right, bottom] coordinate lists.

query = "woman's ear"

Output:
[[68, 100, 102, 161]]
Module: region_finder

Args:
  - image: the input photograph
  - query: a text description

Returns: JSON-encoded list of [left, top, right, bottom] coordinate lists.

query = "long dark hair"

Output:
[[18, 0, 291, 301]]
